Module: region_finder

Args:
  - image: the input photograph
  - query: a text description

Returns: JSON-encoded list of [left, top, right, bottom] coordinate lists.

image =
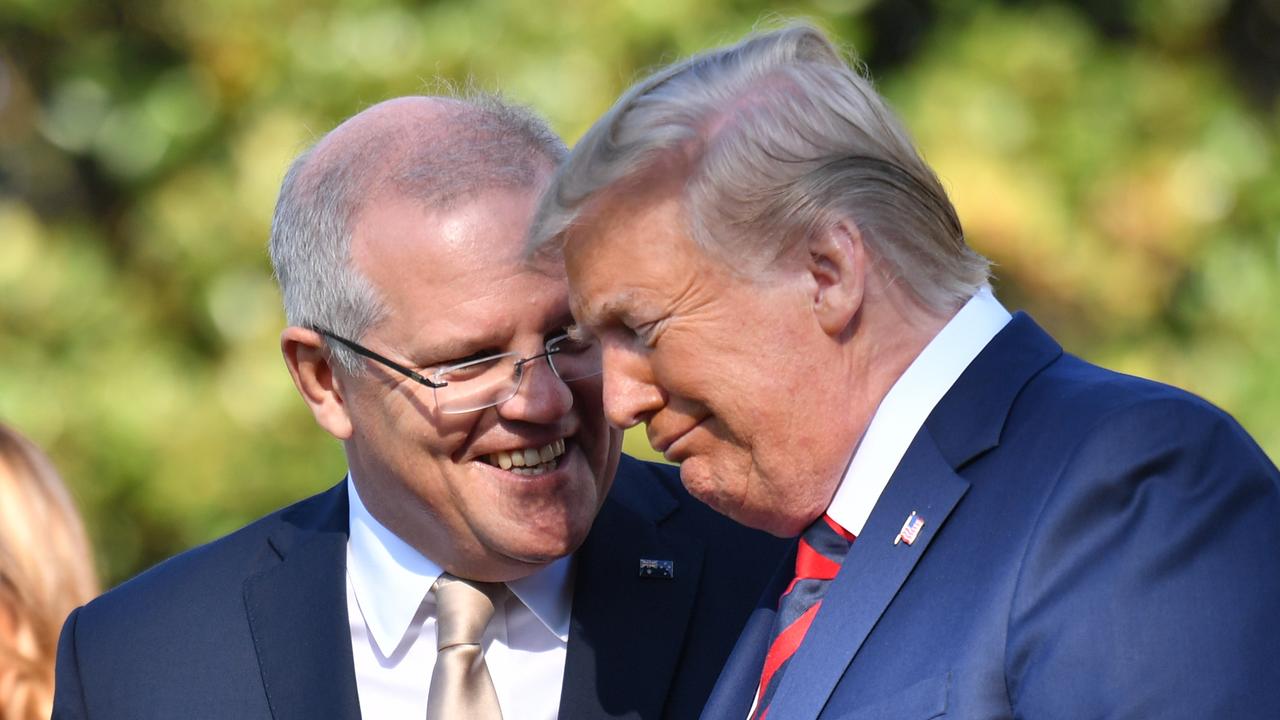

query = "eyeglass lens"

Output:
[[435, 336, 602, 414]]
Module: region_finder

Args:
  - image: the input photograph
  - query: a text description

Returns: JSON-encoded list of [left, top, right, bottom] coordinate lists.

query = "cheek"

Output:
[[649, 348, 718, 401], [387, 417, 484, 511], [571, 376, 606, 418], [571, 381, 612, 450], [352, 384, 462, 446], [597, 425, 623, 479], [658, 327, 762, 398], [410, 406, 483, 456]]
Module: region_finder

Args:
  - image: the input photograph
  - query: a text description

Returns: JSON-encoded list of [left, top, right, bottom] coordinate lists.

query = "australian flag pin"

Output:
[[638, 558, 675, 580], [894, 511, 925, 546]]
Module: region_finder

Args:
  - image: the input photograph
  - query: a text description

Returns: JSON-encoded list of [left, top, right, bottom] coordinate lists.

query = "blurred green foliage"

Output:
[[2, 0, 1277, 585]]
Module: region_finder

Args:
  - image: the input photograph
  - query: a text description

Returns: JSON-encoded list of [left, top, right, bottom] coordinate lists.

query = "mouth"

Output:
[[650, 420, 701, 462], [480, 439, 567, 476]]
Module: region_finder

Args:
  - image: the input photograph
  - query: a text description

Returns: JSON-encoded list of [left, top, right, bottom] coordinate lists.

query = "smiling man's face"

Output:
[[562, 185, 848, 537], [337, 183, 620, 580]]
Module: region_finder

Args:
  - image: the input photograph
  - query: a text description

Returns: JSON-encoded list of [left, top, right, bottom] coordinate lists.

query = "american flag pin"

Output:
[[638, 558, 675, 579], [894, 511, 925, 546]]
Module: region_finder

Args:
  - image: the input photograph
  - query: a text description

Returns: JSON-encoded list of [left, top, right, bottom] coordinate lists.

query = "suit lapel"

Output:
[[243, 483, 362, 720], [767, 433, 969, 719], [559, 472, 706, 720]]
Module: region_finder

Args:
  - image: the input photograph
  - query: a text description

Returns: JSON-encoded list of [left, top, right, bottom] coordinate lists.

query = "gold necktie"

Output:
[[426, 573, 507, 720]]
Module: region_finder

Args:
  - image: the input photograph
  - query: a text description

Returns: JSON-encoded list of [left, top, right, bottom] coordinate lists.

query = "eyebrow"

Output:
[[391, 333, 494, 369], [584, 289, 642, 326]]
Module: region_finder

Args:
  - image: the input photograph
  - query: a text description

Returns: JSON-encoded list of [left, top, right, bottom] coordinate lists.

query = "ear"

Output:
[[807, 219, 866, 337], [281, 326, 354, 440]]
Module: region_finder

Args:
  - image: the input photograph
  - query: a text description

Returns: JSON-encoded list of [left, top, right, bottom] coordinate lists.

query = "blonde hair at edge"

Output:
[[0, 423, 98, 720]]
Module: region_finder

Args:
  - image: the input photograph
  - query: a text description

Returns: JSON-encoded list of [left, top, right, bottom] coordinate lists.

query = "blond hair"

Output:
[[530, 21, 989, 312], [0, 423, 98, 720]]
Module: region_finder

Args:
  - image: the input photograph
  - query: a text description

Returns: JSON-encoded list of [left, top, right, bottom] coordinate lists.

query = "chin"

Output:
[[678, 460, 747, 514], [499, 537, 579, 570], [681, 466, 815, 537], [502, 514, 594, 562]]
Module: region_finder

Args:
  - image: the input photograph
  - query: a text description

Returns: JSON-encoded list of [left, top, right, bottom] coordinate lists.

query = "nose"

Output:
[[600, 338, 664, 429], [497, 355, 573, 424]]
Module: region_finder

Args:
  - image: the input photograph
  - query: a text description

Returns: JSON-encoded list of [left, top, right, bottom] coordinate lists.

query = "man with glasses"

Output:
[[53, 94, 785, 720]]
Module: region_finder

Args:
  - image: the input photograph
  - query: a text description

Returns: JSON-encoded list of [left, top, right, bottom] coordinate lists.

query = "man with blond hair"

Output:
[[529, 23, 1280, 719], [53, 94, 784, 719]]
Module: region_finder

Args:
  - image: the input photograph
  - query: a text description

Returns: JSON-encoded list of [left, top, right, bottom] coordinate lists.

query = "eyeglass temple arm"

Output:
[[309, 326, 445, 389]]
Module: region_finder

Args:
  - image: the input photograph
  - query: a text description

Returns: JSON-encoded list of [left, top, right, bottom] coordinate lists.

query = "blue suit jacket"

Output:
[[703, 314, 1280, 719], [54, 455, 787, 719]]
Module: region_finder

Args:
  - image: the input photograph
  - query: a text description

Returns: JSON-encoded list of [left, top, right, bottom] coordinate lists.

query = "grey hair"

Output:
[[528, 21, 988, 313], [269, 92, 567, 372]]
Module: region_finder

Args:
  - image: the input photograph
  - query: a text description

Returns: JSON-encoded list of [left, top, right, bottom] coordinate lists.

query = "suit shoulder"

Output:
[[611, 453, 682, 502], [1005, 354, 1275, 492], [612, 454, 788, 553], [77, 482, 346, 627], [1004, 362, 1280, 714], [1019, 353, 1254, 440], [53, 488, 346, 717]]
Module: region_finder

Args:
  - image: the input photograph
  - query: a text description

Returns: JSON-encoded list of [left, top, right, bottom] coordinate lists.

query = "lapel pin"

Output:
[[638, 558, 675, 580], [894, 511, 925, 546]]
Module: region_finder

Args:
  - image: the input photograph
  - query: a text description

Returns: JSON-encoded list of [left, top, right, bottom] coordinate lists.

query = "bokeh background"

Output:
[[2, 0, 1277, 586]]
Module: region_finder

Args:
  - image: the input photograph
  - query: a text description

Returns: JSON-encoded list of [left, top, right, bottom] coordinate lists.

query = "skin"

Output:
[[0, 602, 12, 648], [281, 101, 621, 581], [562, 173, 947, 537]]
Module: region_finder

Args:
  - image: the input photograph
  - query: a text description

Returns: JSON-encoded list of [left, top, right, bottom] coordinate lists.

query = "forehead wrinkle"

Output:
[[415, 262, 572, 356], [656, 264, 713, 336]]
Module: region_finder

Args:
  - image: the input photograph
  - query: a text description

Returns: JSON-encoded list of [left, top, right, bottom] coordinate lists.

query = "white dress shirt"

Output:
[[826, 288, 1012, 535], [345, 476, 573, 719]]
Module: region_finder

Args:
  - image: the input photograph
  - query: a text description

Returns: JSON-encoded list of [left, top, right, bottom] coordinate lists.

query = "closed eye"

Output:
[[431, 349, 503, 373], [595, 322, 654, 351], [631, 320, 663, 348], [436, 353, 508, 382]]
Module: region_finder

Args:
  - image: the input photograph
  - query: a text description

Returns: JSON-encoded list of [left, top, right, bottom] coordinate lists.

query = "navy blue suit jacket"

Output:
[[703, 314, 1280, 719], [54, 455, 787, 719]]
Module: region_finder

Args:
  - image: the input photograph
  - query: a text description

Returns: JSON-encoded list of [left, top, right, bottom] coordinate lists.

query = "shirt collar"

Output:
[[826, 288, 1012, 536], [507, 556, 573, 644], [346, 475, 574, 654]]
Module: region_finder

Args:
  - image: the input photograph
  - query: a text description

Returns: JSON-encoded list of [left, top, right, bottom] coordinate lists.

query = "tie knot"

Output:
[[794, 514, 855, 581], [433, 573, 508, 650]]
